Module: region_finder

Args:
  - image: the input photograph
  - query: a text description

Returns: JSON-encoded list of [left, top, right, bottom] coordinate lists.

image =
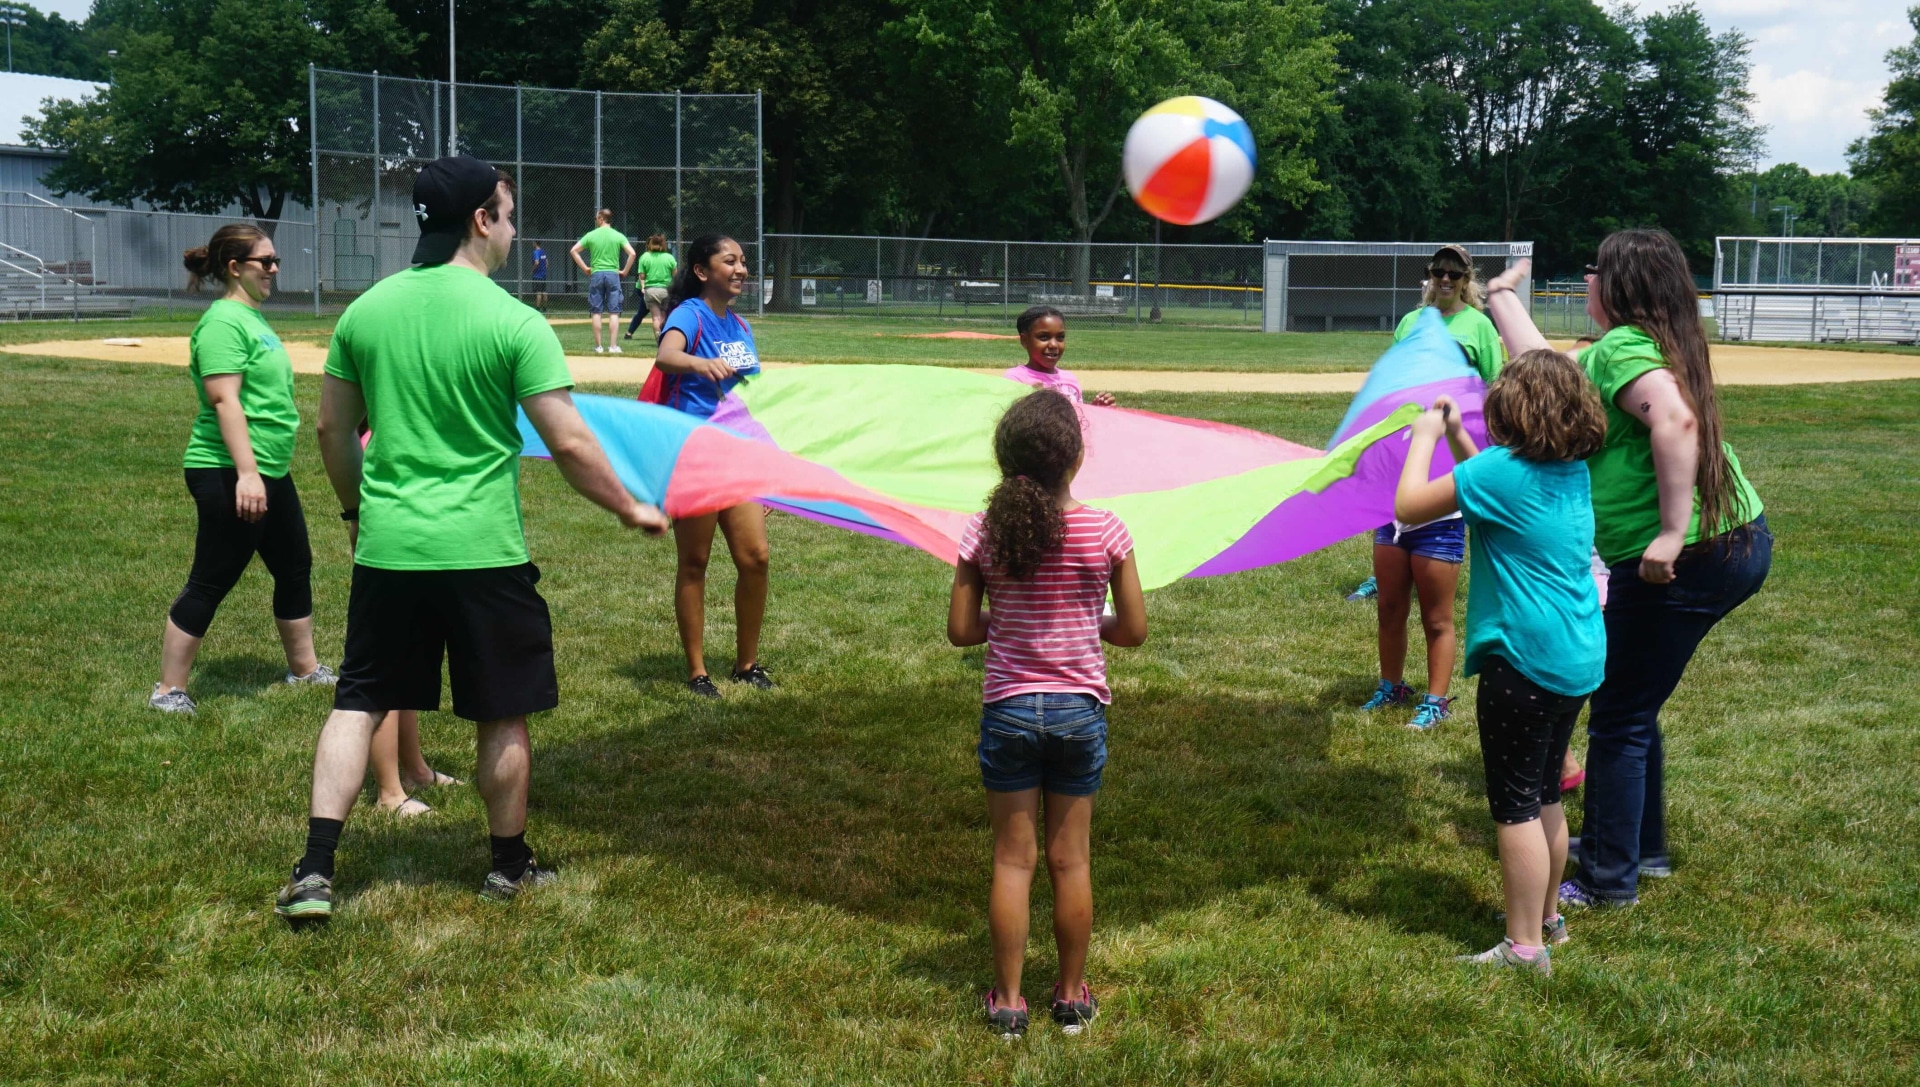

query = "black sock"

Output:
[[294, 817, 344, 881], [490, 833, 533, 880]]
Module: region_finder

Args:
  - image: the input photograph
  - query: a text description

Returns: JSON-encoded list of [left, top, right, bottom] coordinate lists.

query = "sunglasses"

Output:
[[241, 255, 282, 268], [1584, 264, 1601, 276], [1427, 266, 1469, 281]]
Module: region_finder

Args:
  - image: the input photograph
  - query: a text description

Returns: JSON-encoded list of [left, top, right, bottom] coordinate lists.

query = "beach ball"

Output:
[[1122, 96, 1256, 226]]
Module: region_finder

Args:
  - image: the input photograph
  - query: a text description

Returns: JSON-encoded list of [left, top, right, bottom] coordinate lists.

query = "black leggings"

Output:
[[169, 468, 314, 638], [1476, 655, 1588, 824]]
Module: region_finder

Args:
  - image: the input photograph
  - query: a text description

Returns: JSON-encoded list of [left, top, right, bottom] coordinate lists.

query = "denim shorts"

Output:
[[1374, 519, 1466, 563], [587, 271, 623, 314], [978, 692, 1108, 796]]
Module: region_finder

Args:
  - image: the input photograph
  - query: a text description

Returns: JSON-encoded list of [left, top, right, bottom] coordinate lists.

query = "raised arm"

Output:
[[519, 388, 668, 534], [1484, 258, 1553, 359], [1394, 405, 1462, 524], [1618, 367, 1697, 584]]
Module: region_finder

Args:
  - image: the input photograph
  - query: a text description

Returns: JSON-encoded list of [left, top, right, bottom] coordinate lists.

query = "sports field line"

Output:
[[5, 337, 1919, 391]]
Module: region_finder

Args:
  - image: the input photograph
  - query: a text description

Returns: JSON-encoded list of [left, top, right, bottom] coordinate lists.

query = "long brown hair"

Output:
[[1484, 349, 1606, 462], [182, 224, 267, 292], [1591, 228, 1740, 539], [982, 390, 1083, 580]]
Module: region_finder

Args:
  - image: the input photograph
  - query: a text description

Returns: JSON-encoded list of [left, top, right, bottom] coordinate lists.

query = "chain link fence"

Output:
[[310, 67, 761, 312], [762, 234, 1265, 326]]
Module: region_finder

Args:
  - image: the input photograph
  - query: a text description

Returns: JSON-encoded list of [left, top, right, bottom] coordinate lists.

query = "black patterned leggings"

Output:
[[1476, 655, 1589, 824]]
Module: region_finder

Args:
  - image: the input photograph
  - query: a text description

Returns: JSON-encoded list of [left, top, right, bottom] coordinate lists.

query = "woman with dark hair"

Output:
[[151, 225, 333, 713], [1485, 229, 1770, 909], [650, 234, 773, 698]]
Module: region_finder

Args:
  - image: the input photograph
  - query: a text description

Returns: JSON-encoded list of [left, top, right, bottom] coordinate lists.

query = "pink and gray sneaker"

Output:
[[1050, 981, 1099, 1035], [983, 989, 1028, 1039]]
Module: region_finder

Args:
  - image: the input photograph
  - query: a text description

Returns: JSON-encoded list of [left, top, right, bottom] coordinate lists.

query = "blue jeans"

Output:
[[978, 693, 1108, 796], [587, 271, 623, 314], [1575, 516, 1772, 901]]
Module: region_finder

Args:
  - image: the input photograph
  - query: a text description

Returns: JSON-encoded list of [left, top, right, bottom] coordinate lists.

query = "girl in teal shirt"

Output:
[[1394, 349, 1608, 975]]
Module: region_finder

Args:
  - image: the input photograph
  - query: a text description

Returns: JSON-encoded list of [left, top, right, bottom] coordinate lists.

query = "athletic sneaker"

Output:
[[1455, 938, 1551, 977], [729, 663, 775, 690], [148, 683, 196, 715], [1408, 694, 1453, 730], [594, 345, 606, 354], [1360, 679, 1413, 711], [1558, 879, 1636, 911], [983, 989, 1029, 1039], [480, 861, 557, 903], [285, 664, 338, 686], [1346, 576, 1379, 602], [274, 871, 333, 922], [1567, 838, 1672, 880], [1543, 915, 1569, 946], [609, 344, 622, 354], [687, 675, 722, 700], [1050, 982, 1098, 1035]]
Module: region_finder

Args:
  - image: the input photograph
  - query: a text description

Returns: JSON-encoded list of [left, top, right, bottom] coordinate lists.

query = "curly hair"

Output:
[[982, 390, 1084, 580], [1484, 349, 1607, 462]]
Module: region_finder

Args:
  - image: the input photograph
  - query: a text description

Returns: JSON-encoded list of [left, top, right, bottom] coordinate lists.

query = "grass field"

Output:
[[1, 346, 1916, 1083]]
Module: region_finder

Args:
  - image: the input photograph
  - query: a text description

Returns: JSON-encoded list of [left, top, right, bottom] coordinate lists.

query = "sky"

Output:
[[24, 0, 1911, 173]]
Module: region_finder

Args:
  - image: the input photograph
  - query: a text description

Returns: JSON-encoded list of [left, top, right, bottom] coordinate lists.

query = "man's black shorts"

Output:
[[334, 562, 558, 722]]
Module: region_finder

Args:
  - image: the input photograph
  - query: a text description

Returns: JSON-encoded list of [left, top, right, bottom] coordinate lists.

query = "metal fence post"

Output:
[[1004, 241, 1011, 319], [673, 89, 682, 250], [754, 91, 764, 317], [1133, 244, 1140, 326], [515, 82, 523, 299], [309, 65, 320, 314], [370, 71, 380, 287], [593, 91, 603, 210]]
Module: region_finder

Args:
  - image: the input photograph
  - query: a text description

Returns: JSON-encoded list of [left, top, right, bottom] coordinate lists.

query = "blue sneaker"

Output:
[[1346, 576, 1379, 602], [1408, 694, 1453, 730], [1558, 879, 1636, 911], [1360, 679, 1413, 711]]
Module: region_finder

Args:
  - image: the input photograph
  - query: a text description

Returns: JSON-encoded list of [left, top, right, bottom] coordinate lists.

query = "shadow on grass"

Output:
[[520, 674, 1490, 981], [193, 654, 289, 697]]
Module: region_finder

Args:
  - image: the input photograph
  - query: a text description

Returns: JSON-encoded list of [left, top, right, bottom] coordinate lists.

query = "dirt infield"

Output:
[[6, 336, 1918, 392]]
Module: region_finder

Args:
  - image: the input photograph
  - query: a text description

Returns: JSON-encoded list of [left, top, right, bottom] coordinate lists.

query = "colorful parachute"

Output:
[[519, 308, 1486, 590]]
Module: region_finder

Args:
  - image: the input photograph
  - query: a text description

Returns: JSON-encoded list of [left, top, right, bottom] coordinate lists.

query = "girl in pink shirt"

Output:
[[949, 389, 1147, 1038], [1002, 305, 1117, 407]]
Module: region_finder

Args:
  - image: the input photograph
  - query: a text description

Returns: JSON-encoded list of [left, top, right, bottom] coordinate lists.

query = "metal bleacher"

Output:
[[1714, 291, 1920, 345], [0, 240, 130, 320]]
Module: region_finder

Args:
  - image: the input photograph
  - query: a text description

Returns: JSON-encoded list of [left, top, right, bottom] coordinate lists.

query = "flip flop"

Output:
[[405, 768, 466, 789], [377, 795, 434, 818], [1560, 769, 1587, 793]]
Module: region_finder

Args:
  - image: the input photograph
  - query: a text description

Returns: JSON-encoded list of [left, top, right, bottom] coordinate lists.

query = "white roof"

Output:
[[0, 72, 103, 143]]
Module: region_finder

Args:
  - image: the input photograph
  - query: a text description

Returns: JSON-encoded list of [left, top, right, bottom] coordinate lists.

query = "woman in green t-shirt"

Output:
[[1484, 229, 1772, 909], [626, 234, 680, 342], [1355, 246, 1505, 731], [150, 225, 334, 714]]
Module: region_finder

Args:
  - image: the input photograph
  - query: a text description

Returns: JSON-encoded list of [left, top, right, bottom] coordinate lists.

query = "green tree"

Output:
[[1849, 6, 1920, 235], [0, 2, 105, 79], [24, 0, 413, 223], [898, 0, 1338, 286]]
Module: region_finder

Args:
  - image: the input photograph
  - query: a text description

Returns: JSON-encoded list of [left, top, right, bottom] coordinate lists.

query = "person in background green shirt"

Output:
[[570, 209, 636, 355], [275, 157, 668, 925], [1353, 245, 1506, 731], [626, 233, 679, 341], [150, 224, 335, 716], [1485, 229, 1771, 910]]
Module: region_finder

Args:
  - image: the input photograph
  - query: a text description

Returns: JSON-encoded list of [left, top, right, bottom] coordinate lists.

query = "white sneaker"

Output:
[[609, 343, 622, 354], [1455, 938, 1551, 977], [594, 345, 606, 354], [286, 664, 338, 687], [148, 683, 197, 715]]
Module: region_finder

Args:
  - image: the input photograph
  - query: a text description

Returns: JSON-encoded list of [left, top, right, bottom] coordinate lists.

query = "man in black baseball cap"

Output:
[[275, 155, 669, 925], [411, 154, 506, 265]]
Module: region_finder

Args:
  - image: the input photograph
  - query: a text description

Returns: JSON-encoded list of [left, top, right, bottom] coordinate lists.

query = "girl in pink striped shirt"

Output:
[[949, 389, 1148, 1038]]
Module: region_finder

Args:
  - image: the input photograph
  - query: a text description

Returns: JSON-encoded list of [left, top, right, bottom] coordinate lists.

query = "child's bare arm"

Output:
[[1101, 552, 1148, 647], [1394, 406, 1461, 524], [948, 560, 988, 646]]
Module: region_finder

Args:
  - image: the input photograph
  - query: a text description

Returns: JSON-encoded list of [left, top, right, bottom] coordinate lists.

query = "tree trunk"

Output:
[[769, 142, 800, 311]]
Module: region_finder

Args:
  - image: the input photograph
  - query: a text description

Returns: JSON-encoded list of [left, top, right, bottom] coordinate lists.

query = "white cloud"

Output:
[[1646, 0, 1906, 173]]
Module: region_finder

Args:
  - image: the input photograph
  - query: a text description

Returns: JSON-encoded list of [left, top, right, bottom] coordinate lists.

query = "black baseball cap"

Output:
[[411, 155, 503, 265]]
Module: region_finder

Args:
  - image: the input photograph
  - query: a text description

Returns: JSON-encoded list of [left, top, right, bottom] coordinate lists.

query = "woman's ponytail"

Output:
[[183, 223, 267, 292]]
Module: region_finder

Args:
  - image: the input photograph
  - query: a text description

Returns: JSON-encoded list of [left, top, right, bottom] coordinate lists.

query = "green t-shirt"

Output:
[[1579, 325, 1764, 566], [1394, 304, 1505, 382], [637, 249, 677, 289], [184, 299, 300, 477], [324, 264, 575, 571], [577, 225, 629, 273]]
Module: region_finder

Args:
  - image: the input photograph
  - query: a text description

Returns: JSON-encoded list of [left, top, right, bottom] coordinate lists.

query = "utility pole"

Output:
[[0, 6, 27, 74]]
